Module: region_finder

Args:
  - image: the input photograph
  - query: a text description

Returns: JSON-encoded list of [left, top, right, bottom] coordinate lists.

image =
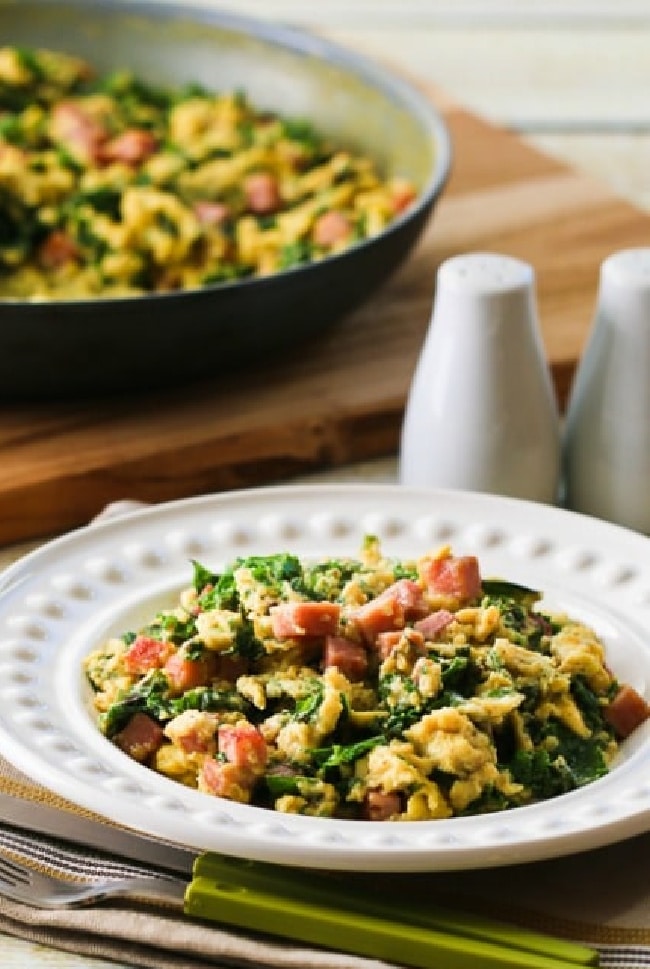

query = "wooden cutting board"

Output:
[[3, 84, 650, 546]]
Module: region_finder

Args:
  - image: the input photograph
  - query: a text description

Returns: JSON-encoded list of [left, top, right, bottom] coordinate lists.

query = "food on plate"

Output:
[[83, 538, 650, 821], [0, 46, 417, 300]]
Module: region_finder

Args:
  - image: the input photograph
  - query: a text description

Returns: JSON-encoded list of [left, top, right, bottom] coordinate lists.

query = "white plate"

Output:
[[0, 483, 649, 872]]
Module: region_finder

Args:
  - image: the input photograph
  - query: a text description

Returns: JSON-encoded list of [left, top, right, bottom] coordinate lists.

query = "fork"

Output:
[[0, 851, 187, 909], [0, 817, 189, 909]]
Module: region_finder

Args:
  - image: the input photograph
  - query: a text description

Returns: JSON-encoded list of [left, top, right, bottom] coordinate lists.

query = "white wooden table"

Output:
[[3, 1, 650, 964]]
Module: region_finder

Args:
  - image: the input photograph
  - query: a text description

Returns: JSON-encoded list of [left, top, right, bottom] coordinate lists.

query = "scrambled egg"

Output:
[[83, 540, 644, 821], [0, 46, 417, 300]]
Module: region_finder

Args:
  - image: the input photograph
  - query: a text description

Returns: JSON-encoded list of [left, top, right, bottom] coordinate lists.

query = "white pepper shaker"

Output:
[[399, 252, 561, 502], [563, 248, 650, 532]]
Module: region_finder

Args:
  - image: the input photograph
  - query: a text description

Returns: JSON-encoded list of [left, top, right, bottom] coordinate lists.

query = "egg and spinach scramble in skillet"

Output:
[[84, 538, 650, 822], [0, 46, 417, 300]]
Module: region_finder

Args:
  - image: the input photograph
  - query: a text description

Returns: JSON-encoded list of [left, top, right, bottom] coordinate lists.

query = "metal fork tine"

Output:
[[0, 850, 187, 909]]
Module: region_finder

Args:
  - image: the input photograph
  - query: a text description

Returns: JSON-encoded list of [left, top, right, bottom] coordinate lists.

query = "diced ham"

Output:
[[37, 230, 79, 270], [312, 210, 351, 247], [375, 628, 425, 661], [385, 579, 430, 615], [244, 171, 281, 214], [419, 555, 482, 602], [101, 128, 157, 165], [114, 713, 165, 763], [414, 609, 455, 640], [218, 722, 267, 774], [350, 579, 429, 645], [324, 635, 368, 681], [50, 101, 108, 162], [604, 685, 650, 739], [164, 651, 215, 694], [199, 758, 254, 801], [123, 635, 175, 675], [375, 630, 402, 659], [213, 653, 249, 682], [201, 729, 289, 802], [193, 201, 231, 226], [390, 182, 417, 214], [362, 789, 402, 821], [270, 601, 341, 639], [180, 731, 212, 754]]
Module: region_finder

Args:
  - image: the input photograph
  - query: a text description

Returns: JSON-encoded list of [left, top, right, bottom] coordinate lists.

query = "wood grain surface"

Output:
[[2, 86, 650, 546]]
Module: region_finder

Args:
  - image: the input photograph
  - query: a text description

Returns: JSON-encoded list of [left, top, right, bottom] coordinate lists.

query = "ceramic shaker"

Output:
[[399, 252, 561, 502], [563, 248, 650, 532]]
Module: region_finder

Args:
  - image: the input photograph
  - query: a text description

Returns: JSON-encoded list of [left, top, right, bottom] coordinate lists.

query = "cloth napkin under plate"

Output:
[[1, 750, 650, 969]]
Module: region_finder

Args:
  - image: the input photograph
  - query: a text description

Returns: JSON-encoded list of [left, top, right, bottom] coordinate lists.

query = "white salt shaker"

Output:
[[563, 248, 650, 532], [399, 252, 561, 502]]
